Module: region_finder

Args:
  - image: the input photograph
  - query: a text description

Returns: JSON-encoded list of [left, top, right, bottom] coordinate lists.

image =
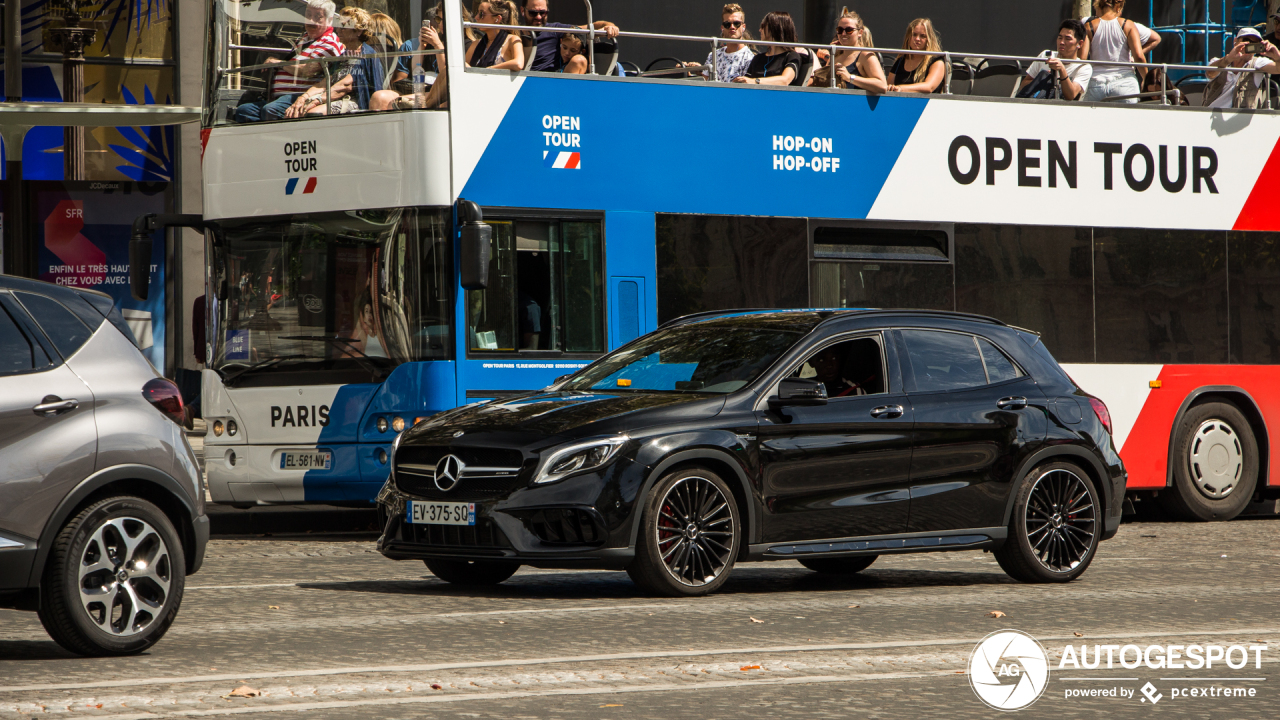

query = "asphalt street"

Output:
[[1, 513, 1277, 720]]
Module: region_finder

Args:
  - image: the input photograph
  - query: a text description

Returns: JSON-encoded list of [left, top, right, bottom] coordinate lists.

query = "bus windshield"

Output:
[[211, 208, 451, 386]]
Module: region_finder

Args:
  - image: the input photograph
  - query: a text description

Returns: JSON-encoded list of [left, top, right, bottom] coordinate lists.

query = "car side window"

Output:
[[978, 338, 1024, 384], [901, 330, 989, 392], [14, 292, 93, 360], [0, 300, 52, 376], [792, 336, 885, 398]]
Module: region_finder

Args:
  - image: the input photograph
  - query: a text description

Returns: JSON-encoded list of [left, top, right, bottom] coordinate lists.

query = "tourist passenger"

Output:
[[287, 6, 385, 116], [1080, 12, 1161, 65], [368, 13, 402, 55], [807, 8, 886, 92], [1082, 0, 1146, 103], [732, 11, 811, 86], [369, 3, 467, 111], [468, 0, 525, 70], [522, 0, 619, 72], [701, 4, 755, 82], [1205, 29, 1280, 109], [887, 18, 945, 93], [233, 0, 345, 122], [1019, 19, 1092, 101], [555, 31, 589, 73]]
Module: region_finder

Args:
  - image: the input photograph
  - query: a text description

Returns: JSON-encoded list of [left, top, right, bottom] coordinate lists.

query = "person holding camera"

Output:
[[1205, 27, 1280, 110], [1019, 19, 1092, 101]]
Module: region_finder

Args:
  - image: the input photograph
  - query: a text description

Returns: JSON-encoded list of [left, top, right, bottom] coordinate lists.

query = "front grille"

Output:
[[517, 508, 606, 546], [394, 445, 526, 500], [406, 516, 512, 551]]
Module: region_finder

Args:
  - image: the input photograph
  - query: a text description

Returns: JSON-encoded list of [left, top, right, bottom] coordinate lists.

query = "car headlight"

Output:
[[534, 435, 629, 485]]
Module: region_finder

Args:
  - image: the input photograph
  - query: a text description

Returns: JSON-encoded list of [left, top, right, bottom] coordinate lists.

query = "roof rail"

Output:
[[823, 309, 1008, 327], [658, 307, 1010, 331], [658, 308, 794, 329]]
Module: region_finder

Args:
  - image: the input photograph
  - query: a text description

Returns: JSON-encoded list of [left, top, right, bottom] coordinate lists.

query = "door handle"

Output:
[[997, 396, 1028, 410], [33, 396, 79, 416], [870, 404, 904, 419]]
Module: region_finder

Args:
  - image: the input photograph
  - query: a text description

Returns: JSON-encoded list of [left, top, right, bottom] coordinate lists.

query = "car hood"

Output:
[[403, 391, 727, 447]]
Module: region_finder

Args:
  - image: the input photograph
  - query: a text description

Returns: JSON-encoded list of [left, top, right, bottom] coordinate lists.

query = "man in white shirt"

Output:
[[697, 3, 755, 82], [1022, 19, 1093, 100], [1206, 27, 1280, 109]]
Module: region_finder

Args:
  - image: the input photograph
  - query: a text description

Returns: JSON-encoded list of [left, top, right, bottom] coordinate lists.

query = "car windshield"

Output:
[[561, 322, 804, 394]]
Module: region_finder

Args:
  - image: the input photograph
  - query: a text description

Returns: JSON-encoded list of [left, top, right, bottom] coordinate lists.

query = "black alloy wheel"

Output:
[[1160, 401, 1259, 522], [628, 467, 740, 597], [995, 462, 1099, 583], [424, 558, 520, 586], [38, 497, 186, 656], [798, 555, 878, 575]]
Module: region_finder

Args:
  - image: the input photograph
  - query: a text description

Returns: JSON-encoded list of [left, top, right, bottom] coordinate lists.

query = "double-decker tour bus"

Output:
[[185, 0, 1280, 523]]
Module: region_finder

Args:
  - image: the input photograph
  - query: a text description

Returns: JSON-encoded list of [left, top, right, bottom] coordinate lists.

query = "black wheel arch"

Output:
[[626, 446, 757, 558], [1001, 445, 1113, 529], [1164, 386, 1269, 494], [28, 464, 202, 590]]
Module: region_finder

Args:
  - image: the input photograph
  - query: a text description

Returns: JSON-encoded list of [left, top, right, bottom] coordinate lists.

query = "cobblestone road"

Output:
[[2, 516, 1277, 719]]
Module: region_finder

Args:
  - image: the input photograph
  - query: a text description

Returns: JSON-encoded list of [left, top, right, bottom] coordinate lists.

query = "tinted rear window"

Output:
[[902, 330, 989, 392], [76, 291, 139, 348], [15, 292, 94, 360], [0, 302, 42, 375]]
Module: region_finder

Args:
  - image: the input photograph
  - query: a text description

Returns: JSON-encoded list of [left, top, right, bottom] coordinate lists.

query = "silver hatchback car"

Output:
[[0, 276, 207, 656]]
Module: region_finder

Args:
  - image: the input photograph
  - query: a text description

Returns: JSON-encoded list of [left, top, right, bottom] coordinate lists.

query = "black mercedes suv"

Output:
[[377, 310, 1125, 597]]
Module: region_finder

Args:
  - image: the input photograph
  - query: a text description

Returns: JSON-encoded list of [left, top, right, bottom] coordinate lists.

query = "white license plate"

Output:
[[279, 451, 332, 470], [407, 501, 476, 526]]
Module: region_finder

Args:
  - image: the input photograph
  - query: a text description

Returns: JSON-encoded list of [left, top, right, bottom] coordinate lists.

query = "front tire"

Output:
[[424, 559, 520, 585], [38, 497, 186, 656], [1160, 402, 1258, 522], [995, 462, 1099, 584], [627, 467, 741, 597], [799, 555, 878, 575]]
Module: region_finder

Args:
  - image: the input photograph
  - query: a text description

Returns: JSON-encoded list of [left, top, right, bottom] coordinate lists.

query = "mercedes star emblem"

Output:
[[435, 454, 465, 492], [453, 430, 465, 438]]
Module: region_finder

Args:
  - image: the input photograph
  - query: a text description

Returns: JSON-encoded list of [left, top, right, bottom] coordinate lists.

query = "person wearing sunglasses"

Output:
[[807, 7, 886, 92], [698, 4, 755, 82], [521, 0, 619, 73]]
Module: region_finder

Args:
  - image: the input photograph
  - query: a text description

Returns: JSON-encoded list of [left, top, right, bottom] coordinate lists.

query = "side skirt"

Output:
[[746, 527, 1008, 562]]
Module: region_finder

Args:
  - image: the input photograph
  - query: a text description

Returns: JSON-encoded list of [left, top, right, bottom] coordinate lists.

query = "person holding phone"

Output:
[[1205, 27, 1280, 110], [1020, 19, 1092, 101]]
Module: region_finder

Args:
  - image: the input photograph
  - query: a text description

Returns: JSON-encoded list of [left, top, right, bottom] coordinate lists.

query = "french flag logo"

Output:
[[543, 151, 581, 170], [286, 177, 318, 195]]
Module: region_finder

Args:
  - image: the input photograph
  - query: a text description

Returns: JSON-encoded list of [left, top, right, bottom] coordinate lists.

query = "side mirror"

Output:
[[769, 378, 828, 409], [458, 199, 491, 291], [129, 232, 152, 301]]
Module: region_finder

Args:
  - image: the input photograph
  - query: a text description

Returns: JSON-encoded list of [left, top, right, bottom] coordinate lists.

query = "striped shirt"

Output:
[[272, 28, 346, 97]]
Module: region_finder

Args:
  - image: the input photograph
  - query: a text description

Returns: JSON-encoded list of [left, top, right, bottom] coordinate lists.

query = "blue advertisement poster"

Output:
[[33, 182, 170, 369]]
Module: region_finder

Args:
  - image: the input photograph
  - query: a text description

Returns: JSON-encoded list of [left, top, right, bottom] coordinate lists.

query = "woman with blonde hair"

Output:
[[809, 7, 886, 92], [887, 17, 945, 93], [1082, 0, 1146, 103], [367, 13, 402, 55], [467, 0, 524, 70]]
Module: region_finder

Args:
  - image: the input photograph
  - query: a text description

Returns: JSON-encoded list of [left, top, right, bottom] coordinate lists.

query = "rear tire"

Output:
[[1160, 402, 1258, 522], [424, 559, 520, 585], [798, 555, 878, 575], [627, 467, 741, 597], [38, 497, 186, 656], [995, 462, 1099, 584]]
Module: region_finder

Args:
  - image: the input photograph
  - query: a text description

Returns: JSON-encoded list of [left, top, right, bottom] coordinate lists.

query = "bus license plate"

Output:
[[407, 501, 476, 526], [279, 451, 332, 470]]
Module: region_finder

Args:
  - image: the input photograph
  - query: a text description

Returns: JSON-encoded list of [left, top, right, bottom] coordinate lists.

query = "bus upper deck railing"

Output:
[[208, 12, 1276, 127]]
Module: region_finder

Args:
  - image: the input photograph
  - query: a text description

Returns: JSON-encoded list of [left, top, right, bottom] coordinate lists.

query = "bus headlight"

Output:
[[392, 416, 405, 432], [213, 420, 224, 437], [227, 420, 238, 437], [377, 417, 389, 433]]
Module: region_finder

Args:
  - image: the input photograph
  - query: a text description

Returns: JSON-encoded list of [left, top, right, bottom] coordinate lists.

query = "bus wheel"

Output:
[[1161, 402, 1259, 522]]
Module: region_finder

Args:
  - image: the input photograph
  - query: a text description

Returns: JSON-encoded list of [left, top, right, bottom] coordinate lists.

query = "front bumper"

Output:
[[206, 443, 389, 504], [375, 477, 637, 570]]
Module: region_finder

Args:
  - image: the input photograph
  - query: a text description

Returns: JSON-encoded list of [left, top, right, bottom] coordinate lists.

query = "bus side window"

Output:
[[467, 217, 604, 356]]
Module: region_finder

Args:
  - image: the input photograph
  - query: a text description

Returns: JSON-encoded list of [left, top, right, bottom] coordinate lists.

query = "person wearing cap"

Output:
[[1205, 27, 1280, 109]]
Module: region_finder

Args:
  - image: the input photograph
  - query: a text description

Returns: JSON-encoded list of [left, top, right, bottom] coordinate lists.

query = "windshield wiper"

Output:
[[278, 336, 384, 378], [220, 354, 317, 385]]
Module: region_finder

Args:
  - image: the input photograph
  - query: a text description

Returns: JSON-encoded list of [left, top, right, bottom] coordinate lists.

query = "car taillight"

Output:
[[1088, 397, 1112, 435], [143, 378, 185, 426]]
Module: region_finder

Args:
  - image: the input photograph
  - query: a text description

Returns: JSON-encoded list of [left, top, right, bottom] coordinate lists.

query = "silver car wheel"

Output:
[[1025, 468, 1096, 573], [77, 517, 172, 637], [1188, 419, 1243, 500], [655, 476, 735, 587]]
